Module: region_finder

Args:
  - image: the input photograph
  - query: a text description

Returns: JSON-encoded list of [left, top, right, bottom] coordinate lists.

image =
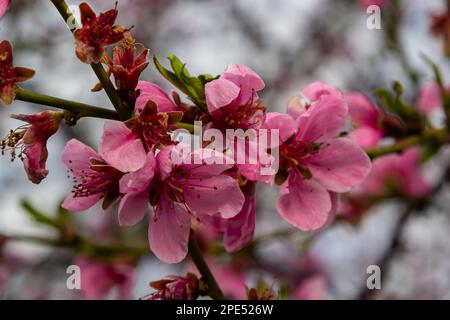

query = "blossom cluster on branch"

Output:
[[1, 0, 450, 300]]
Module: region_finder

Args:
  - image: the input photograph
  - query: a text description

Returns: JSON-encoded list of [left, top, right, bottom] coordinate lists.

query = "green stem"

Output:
[[15, 87, 119, 120], [365, 129, 449, 158], [49, 0, 130, 120], [188, 230, 224, 300]]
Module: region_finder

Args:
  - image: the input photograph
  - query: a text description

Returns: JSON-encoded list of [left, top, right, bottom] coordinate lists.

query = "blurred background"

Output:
[[1, 0, 450, 299]]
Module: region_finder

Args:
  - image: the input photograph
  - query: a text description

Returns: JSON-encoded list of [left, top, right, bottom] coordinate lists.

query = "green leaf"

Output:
[[153, 54, 218, 111], [21, 199, 60, 229]]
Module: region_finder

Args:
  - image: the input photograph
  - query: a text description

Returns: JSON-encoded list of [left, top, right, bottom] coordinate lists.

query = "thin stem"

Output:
[[49, 0, 130, 120], [15, 87, 119, 120], [188, 230, 224, 300], [365, 129, 449, 158]]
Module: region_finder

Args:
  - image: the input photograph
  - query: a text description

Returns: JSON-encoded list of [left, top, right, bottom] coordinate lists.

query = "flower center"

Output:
[[69, 159, 123, 198]]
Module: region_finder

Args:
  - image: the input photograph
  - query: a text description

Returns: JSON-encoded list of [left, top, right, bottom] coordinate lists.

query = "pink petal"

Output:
[[295, 275, 327, 300], [118, 191, 148, 226], [62, 194, 102, 212], [205, 78, 240, 113], [346, 92, 380, 128], [181, 148, 234, 176], [184, 175, 245, 219], [358, 154, 399, 195], [235, 139, 276, 184], [296, 94, 348, 143], [61, 139, 99, 172], [263, 112, 296, 144], [99, 121, 146, 173], [302, 81, 344, 103], [223, 191, 256, 252], [400, 147, 430, 197], [0, 0, 9, 19], [349, 126, 383, 148], [119, 153, 155, 193], [136, 81, 178, 112], [287, 96, 307, 119], [156, 145, 176, 180], [277, 176, 331, 230], [417, 83, 443, 114], [306, 138, 371, 193], [149, 197, 191, 264], [221, 64, 265, 105]]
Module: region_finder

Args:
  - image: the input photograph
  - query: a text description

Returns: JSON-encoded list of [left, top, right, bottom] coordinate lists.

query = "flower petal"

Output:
[[306, 138, 371, 193], [296, 94, 348, 143], [99, 121, 146, 172], [184, 175, 244, 219], [136, 81, 178, 112], [277, 176, 331, 230], [62, 194, 102, 212], [149, 197, 191, 264], [205, 78, 240, 113], [118, 191, 148, 226], [61, 139, 99, 172]]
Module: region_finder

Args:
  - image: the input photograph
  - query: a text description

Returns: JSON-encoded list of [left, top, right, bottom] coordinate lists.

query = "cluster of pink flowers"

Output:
[[19, 1, 450, 301], [0, 3, 373, 267]]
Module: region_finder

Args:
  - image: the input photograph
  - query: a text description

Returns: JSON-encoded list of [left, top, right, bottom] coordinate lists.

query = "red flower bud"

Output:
[[74, 2, 127, 64], [1, 111, 63, 184], [149, 273, 200, 300], [0, 40, 35, 104]]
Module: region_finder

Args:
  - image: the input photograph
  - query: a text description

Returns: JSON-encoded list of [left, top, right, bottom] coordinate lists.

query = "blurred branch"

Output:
[[358, 165, 450, 300], [365, 129, 450, 158]]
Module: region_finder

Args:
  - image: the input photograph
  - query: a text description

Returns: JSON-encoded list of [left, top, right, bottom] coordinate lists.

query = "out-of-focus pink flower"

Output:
[[294, 275, 327, 300], [202, 182, 256, 253], [118, 146, 245, 263], [417, 82, 449, 114], [264, 82, 371, 231], [61, 121, 146, 211], [0, 0, 10, 19], [76, 257, 134, 300], [345, 92, 383, 148], [135, 81, 179, 113], [149, 273, 199, 300], [359, 0, 387, 9], [204, 64, 275, 183], [0, 40, 35, 104], [74, 2, 127, 64], [357, 147, 431, 198], [105, 33, 149, 92], [431, 6, 450, 57], [2, 111, 63, 184]]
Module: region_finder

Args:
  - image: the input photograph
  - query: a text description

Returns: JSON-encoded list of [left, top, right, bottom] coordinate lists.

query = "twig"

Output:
[[188, 230, 224, 300]]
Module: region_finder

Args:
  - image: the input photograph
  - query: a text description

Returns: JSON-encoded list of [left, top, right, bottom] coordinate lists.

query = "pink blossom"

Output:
[[204, 64, 275, 183], [264, 82, 371, 230], [149, 273, 199, 300], [61, 122, 146, 211], [345, 92, 383, 148], [2, 111, 63, 184], [119, 146, 245, 263], [76, 257, 134, 300], [0, 0, 9, 19], [417, 82, 449, 114], [357, 147, 431, 198], [294, 275, 327, 300]]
